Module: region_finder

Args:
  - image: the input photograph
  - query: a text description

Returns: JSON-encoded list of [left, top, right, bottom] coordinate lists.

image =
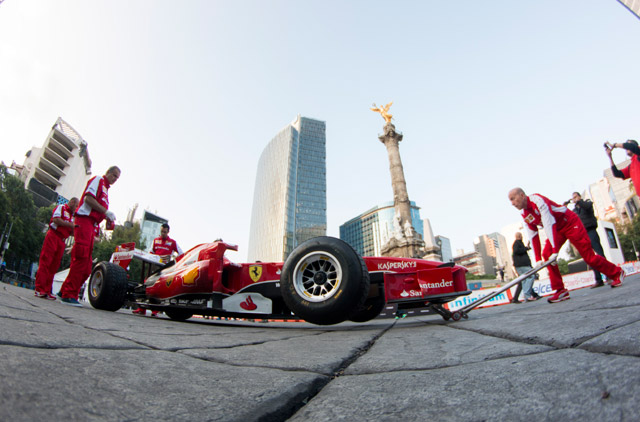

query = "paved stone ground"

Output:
[[1, 275, 639, 421]]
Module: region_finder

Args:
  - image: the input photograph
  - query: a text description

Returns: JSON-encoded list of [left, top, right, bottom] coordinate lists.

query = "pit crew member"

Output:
[[34, 197, 78, 299], [59, 166, 120, 306], [508, 187, 624, 303], [133, 223, 182, 316]]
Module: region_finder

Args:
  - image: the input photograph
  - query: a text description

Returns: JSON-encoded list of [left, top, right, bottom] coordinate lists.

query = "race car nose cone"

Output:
[[313, 272, 327, 285]]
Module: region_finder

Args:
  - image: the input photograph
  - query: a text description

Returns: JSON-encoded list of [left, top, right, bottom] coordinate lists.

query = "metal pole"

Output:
[[0, 218, 13, 266], [0, 220, 7, 251]]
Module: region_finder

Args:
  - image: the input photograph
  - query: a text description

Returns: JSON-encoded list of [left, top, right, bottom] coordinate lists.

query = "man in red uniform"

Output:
[[151, 223, 183, 260], [133, 223, 183, 316], [59, 166, 120, 306], [34, 197, 79, 299], [605, 140, 640, 195], [508, 188, 624, 303]]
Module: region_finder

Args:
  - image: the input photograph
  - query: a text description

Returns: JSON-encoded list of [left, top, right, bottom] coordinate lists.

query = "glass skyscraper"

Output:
[[247, 116, 327, 262], [340, 201, 424, 257]]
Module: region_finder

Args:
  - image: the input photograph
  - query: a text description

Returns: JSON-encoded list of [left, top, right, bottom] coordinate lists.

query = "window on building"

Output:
[[605, 228, 618, 249]]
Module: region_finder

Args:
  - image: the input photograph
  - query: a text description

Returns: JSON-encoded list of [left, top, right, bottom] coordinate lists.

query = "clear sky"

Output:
[[1, 1, 639, 261]]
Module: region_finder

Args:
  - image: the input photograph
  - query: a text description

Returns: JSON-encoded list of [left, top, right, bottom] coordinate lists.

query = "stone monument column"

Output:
[[371, 102, 426, 258], [379, 123, 412, 232]]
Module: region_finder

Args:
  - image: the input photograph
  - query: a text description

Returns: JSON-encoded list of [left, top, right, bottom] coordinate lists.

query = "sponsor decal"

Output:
[[165, 274, 174, 287], [420, 279, 453, 290], [249, 265, 262, 282], [182, 266, 199, 285], [223, 293, 272, 314], [524, 214, 535, 224], [377, 260, 418, 271], [240, 295, 258, 311], [168, 298, 206, 306], [401, 290, 422, 297]]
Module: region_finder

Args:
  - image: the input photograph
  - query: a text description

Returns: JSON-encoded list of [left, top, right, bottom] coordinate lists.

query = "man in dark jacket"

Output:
[[511, 232, 540, 302], [570, 192, 606, 288]]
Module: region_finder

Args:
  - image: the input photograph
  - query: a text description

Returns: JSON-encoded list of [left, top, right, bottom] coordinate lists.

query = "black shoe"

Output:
[[590, 282, 605, 289], [510, 299, 522, 304]]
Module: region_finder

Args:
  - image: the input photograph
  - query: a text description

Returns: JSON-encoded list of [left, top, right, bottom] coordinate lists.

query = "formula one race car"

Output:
[[87, 236, 471, 325]]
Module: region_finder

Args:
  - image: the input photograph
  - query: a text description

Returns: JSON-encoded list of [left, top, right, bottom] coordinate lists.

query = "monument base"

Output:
[[381, 237, 426, 259]]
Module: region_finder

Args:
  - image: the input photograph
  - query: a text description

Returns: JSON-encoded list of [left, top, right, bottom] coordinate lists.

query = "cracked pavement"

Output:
[[1, 275, 639, 421]]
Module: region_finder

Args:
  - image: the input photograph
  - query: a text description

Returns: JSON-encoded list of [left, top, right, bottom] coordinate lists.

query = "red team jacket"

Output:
[[520, 194, 578, 262], [49, 203, 74, 239], [75, 175, 111, 224], [152, 236, 182, 256]]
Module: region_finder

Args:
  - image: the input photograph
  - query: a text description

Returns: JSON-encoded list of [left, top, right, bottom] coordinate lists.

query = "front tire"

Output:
[[280, 237, 370, 325], [88, 262, 128, 311], [165, 309, 193, 321]]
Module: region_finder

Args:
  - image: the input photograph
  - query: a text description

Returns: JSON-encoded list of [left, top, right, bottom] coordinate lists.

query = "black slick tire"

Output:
[[88, 262, 128, 311], [280, 236, 370, 325]]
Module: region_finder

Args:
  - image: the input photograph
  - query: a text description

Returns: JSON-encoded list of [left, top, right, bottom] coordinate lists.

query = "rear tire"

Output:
[[280, 237, 370, 325], [349, 293, 386, 323], [88, 262, 128, 311]]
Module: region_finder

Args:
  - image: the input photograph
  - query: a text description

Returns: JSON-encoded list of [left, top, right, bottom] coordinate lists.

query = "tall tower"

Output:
[[371, 103, 425, 258], [247, 116, 327, 262]]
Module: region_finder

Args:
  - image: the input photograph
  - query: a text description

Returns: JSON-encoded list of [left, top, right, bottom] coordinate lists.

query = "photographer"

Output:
[[605, 140, 640, 195]]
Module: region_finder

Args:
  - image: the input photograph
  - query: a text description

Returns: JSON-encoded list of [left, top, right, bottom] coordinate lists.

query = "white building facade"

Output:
[[20, 117, 92, 207]]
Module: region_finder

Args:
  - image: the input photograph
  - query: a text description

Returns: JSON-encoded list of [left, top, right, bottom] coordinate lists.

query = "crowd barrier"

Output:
[[445, 261, 640, 312]]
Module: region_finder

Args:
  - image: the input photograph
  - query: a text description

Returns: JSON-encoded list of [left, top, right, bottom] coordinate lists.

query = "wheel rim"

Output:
[[90, 270, 104, 299], [292, 251, 343, 302]]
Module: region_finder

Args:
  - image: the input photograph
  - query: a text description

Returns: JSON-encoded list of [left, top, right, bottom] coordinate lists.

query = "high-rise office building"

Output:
[[340, 201, 424, 257], [140, 210, 168, 252], [19, 117, 92, 207], [435, 235, 453, 263], [247, 116, 326, 262], [473, 232, 513, 279]]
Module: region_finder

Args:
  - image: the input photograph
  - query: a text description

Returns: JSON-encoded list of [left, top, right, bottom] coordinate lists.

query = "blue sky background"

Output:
[[1, 1, 639, 260]]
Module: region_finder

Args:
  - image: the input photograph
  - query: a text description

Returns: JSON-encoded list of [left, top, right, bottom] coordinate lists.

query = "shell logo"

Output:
[[182, 266, 199, 285]]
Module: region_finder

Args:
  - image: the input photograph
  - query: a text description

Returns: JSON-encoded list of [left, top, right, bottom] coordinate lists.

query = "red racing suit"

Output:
[[151, 236, 183, 262], [34, 204, 74, 294], [60, 175, 111, 300], [521, 194, 621, 291]]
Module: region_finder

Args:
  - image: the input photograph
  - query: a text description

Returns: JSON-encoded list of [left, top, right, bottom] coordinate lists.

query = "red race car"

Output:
[[88, 236, 471, 325]]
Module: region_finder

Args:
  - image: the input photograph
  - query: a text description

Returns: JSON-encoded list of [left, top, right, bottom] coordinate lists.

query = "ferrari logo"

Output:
[[249, 265, 262, 282]]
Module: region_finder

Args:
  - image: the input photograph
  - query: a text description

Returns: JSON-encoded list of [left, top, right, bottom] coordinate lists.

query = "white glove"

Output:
[[105, 210, 116, 221], [548, 253, 558, 263], [535, 260, 544, 268]]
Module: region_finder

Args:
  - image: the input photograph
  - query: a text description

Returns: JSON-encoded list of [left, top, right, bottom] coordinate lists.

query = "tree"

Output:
[[0, 165, 45, 272], [557, 258, 569, 275], [465, 273, 494, 280]]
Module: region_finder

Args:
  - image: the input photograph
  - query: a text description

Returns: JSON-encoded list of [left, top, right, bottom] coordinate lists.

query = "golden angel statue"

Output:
[[370, 101, 393, 123]]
